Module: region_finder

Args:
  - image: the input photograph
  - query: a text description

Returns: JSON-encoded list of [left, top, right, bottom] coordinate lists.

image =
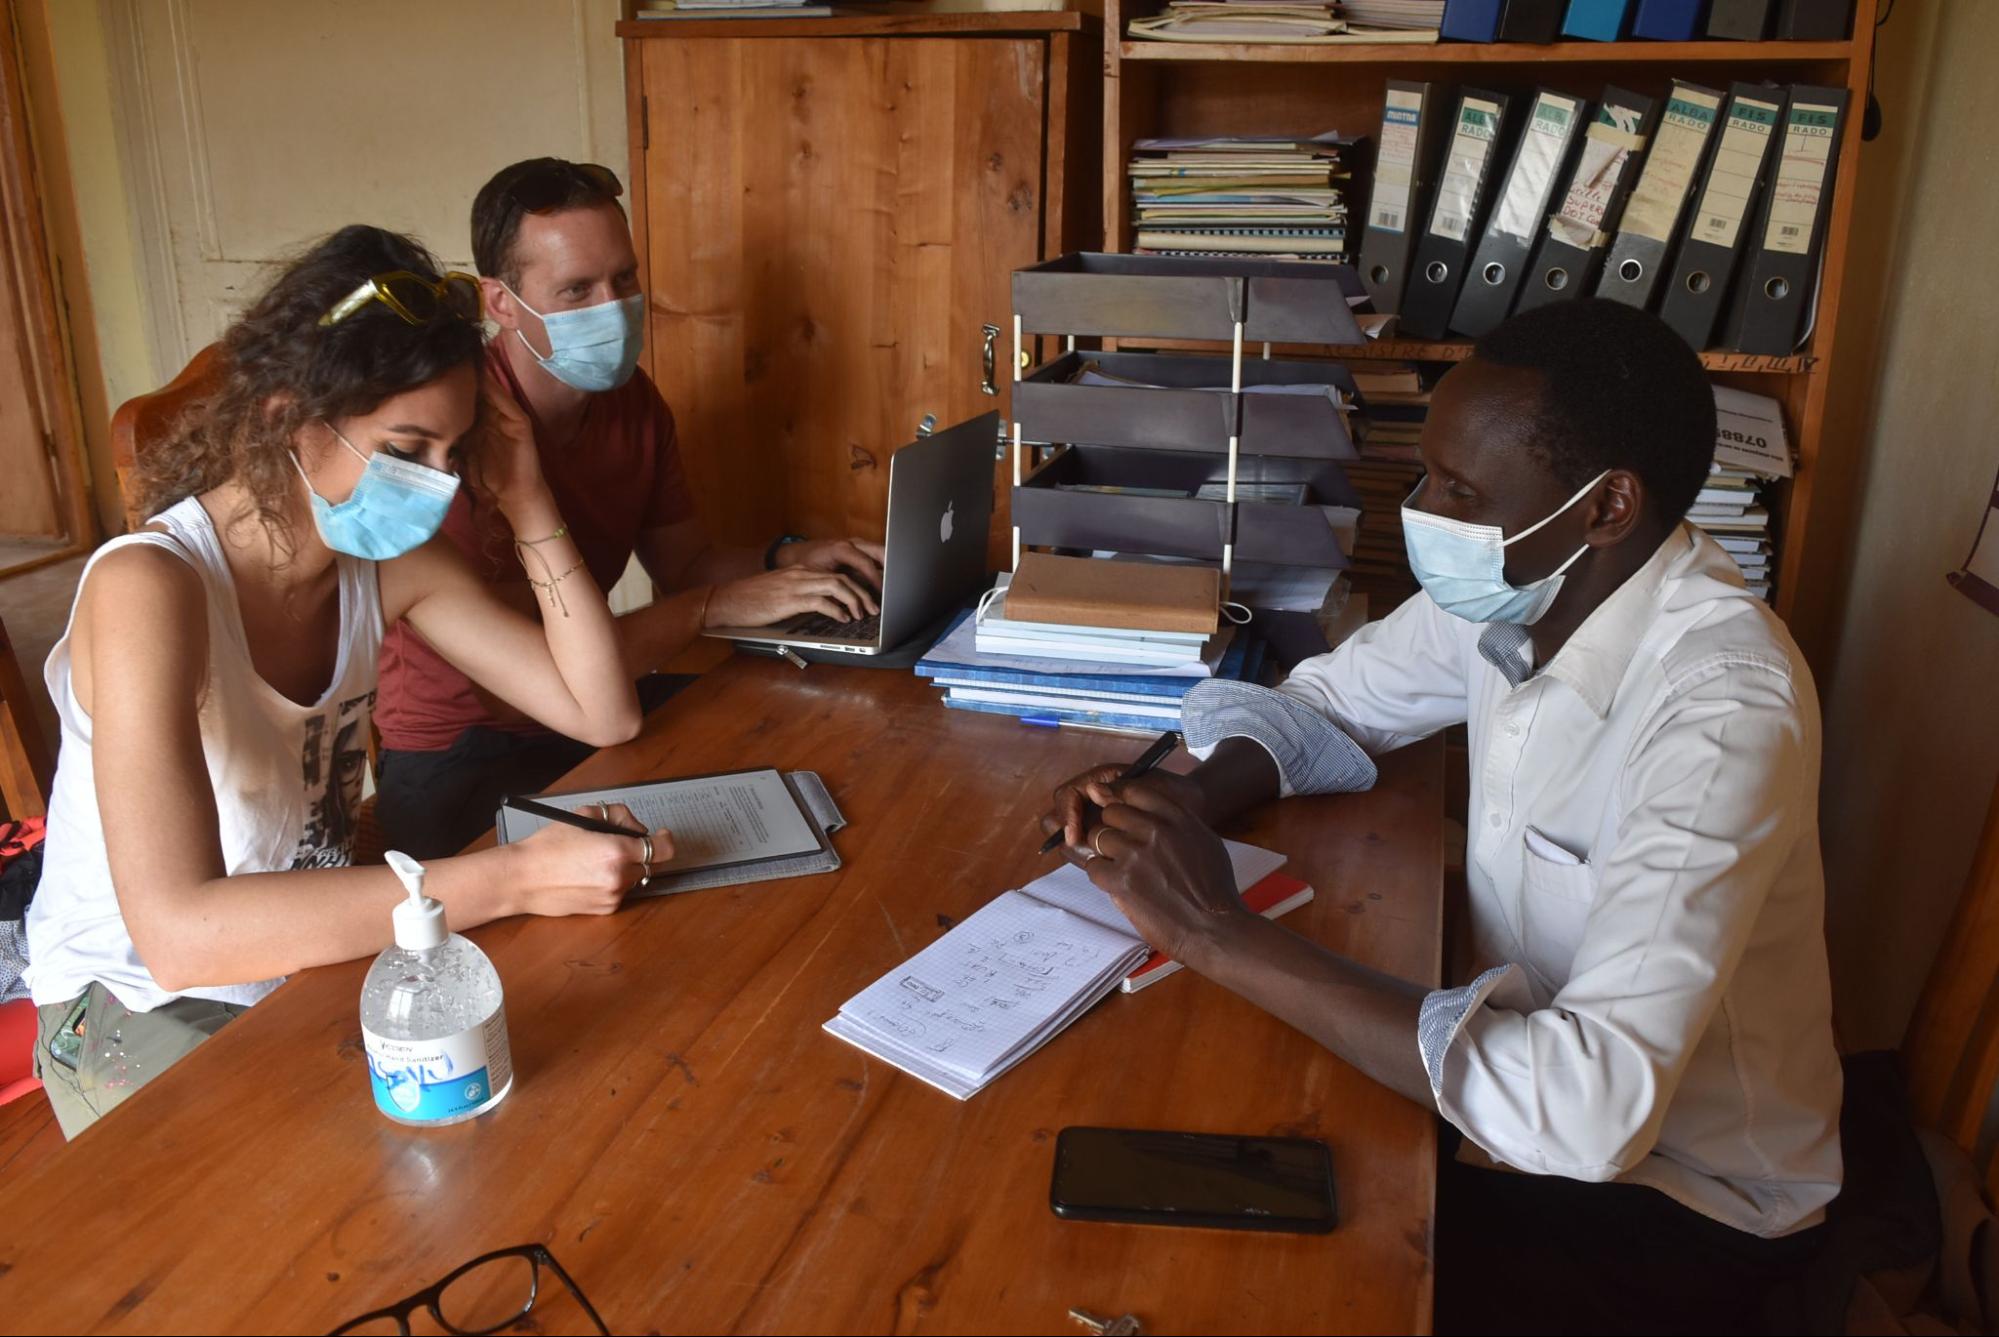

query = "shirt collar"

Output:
[[1532, 524, 1690, 717]]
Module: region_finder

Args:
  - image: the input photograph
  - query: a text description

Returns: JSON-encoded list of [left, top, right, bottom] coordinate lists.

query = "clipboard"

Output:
[[493, 768, 847, 897]]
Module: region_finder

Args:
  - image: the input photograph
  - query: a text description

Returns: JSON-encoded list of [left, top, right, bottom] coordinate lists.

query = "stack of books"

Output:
[[1696, 386, 1795, 603], [1340, 362, 1430, 610], [1128, 134, 1353, 262], [1691, 466, 1773, 600], [1351, 362, 1428, 463], [917, 555, 1264, 733]]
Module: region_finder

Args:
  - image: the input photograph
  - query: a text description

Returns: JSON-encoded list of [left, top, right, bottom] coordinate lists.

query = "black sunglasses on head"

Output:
[[502, 161, 624, 215]]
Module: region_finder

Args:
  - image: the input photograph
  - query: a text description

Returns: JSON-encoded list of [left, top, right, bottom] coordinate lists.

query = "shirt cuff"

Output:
[[1417, 963, 1523, 1096], [1181, 679, 1377, 799]]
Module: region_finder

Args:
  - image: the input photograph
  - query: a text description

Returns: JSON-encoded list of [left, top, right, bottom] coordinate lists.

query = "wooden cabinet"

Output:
[[621, 14, 1100, 568]]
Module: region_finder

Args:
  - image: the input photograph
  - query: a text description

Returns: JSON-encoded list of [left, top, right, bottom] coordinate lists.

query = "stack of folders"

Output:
[[636, 0, 834, 15], [1128, 134, 1353, 261], [824, 842, 1289, 1098], [1362, 77, 1849, 354], [1696, 384, 1794, 602]]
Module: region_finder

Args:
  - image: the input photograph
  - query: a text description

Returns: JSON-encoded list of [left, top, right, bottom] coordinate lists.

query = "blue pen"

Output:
[[1020, 715, 1061, 728]]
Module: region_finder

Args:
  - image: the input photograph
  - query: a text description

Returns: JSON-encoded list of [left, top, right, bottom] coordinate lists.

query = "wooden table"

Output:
[[0, 660, 1444, 1334]]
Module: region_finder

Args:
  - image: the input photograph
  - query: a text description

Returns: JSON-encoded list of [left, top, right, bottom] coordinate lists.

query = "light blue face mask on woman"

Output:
[[1399, 470, 1608, 626], [503, 284, 645, 393], [292, 427, 460, 561]]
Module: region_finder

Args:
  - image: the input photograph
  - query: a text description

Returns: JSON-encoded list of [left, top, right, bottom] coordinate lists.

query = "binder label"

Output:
[[1370, 88, 1425, 234], [1548, 104, 1648, 251], [1496, 95, 1579, 243], [1620, 86, 1723, 245], [1690, 96, 1782, 252], [1765, 103, 1840, 255], [1429, 97, 1503, 243]]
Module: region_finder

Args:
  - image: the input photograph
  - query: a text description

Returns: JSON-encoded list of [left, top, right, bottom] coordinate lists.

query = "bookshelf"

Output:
[[1100, 3, 1880, 669]]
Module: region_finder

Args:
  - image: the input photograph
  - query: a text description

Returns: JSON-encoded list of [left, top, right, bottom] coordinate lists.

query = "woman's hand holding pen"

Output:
[[495, 802, 674, 918]]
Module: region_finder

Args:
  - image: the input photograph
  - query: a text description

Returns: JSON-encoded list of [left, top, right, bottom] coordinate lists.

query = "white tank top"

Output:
[[26, 496, 383, 1012]]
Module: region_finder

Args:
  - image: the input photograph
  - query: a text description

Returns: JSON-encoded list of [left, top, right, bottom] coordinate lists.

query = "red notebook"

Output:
[[1120, 872, 1315, 993]]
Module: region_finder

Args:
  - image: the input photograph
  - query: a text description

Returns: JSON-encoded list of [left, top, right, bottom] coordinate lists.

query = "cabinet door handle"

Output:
[[981, 323, 1000, 397]]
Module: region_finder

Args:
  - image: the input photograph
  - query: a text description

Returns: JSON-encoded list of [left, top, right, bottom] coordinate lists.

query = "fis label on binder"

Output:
[[1689, 93, 1781, 252], [1764, 101, 1838, 255]]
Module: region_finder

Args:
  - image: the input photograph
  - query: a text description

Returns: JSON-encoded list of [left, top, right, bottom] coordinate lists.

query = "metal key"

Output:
[[1069, 1307, 1144, 1335]]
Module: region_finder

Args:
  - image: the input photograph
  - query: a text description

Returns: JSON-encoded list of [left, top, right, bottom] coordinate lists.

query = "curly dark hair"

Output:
[[134, 224, 486, 558]]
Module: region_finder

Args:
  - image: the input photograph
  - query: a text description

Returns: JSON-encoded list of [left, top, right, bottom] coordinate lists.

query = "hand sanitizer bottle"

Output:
[[360, 851, 513, 1126]]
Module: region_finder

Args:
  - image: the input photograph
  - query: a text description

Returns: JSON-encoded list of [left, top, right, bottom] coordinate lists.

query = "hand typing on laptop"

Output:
[[704, 540, 883, 628]]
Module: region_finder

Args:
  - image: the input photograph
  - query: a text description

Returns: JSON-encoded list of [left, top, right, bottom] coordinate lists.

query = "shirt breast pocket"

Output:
[[1519, 827, 1596, 990]]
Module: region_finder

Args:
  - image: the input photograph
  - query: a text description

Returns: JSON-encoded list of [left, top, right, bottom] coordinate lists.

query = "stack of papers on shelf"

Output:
[[1340, 0, 1444, 28], [824, 842, 1288, 1097], [637, 0, 833, 15], [1128, 133, 1354, 261], [1128, 1, 1442, 42], [1694, 386, 1797, 603]]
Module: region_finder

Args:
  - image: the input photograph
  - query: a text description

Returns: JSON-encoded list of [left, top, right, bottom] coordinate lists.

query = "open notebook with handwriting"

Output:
[[824, 840, 1287, 1099]]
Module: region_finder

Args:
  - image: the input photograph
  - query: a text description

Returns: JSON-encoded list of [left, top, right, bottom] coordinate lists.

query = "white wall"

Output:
[[1818, 0, 1999, 1050], [33, 0, 629, 527]]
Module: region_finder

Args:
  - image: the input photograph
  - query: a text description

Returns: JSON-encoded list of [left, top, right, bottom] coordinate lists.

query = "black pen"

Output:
[[501, 795, 645, 837], [1039, 729, 1182, 855]]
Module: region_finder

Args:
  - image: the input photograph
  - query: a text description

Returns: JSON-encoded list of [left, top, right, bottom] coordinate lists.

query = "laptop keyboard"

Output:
[[781, 611, 881, 641]]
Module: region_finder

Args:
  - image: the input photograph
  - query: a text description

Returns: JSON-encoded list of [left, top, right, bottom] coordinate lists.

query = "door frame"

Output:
[[0, 0, 96, 567]]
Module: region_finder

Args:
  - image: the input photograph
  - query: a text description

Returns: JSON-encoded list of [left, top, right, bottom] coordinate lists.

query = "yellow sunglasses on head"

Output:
[[320, 270, 483, 328]]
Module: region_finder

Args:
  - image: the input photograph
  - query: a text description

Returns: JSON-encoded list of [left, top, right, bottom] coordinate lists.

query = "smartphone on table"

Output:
[[1049, 1126, 1338, 1234]]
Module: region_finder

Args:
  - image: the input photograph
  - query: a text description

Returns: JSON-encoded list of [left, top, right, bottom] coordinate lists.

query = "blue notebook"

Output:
[[1630, 0, 1703, 38], [1562, 0, 1635, 38]]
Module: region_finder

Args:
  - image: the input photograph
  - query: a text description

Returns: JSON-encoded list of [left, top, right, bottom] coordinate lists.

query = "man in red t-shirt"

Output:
[[376, 159, 882, 857]]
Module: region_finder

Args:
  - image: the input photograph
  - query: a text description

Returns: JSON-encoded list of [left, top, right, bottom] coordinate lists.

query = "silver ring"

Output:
[[640, 833, 655, 870], [596, 803, 612, 822], [1091, 827, 1113, 860]]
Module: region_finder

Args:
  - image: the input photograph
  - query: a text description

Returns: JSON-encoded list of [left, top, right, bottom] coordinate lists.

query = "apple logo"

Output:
[[940, 501, 955, 545]]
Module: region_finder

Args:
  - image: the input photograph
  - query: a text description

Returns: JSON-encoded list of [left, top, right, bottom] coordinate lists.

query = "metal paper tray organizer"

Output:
[[1003, 252, 1372, 578]]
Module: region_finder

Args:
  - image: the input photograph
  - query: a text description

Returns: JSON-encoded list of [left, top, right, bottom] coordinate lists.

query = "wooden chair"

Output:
[[0, 613, 52, 820], [109, 343, 221, 532], [1904, 777, 1999, 1196]]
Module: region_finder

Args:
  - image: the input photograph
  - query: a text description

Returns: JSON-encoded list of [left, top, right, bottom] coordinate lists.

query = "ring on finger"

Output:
[[1091, 827, 1114, 860], [640, 833, 655, 870]]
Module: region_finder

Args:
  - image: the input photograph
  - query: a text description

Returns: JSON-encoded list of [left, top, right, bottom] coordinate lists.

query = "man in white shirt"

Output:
[[1043, 299, 1841, 1334]]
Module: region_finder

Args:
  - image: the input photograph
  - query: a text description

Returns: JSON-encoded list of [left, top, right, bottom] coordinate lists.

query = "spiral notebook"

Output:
[[493, 768, 845, 896], [824, 840, 1286, 1098]]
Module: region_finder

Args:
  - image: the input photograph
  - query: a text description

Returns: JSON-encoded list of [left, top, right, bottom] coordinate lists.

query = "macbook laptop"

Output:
[[703, 412, 997, 656]]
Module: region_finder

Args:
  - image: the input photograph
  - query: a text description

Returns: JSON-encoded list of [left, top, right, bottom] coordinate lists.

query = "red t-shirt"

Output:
[[374, 341, 697, 751]]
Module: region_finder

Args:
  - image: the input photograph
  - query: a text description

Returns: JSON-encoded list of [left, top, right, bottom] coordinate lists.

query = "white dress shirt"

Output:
[[1181, 524, 1842, 1237]]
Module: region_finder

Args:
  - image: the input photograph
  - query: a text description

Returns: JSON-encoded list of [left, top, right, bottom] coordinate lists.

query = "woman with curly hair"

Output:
[[24, 224, 670, 1136]]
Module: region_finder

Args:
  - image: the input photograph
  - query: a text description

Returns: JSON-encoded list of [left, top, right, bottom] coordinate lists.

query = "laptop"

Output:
[[703, 412, 997, 657]]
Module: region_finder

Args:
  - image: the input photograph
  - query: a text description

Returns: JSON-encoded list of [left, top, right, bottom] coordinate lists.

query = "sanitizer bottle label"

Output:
[[362, 1011, 513, 1122]]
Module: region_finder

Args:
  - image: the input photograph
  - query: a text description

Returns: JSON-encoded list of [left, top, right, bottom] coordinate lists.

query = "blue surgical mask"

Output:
[[1400, 470, 1608, 626], [292, 427, 460, 561], [504, 284, 644, 392]]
